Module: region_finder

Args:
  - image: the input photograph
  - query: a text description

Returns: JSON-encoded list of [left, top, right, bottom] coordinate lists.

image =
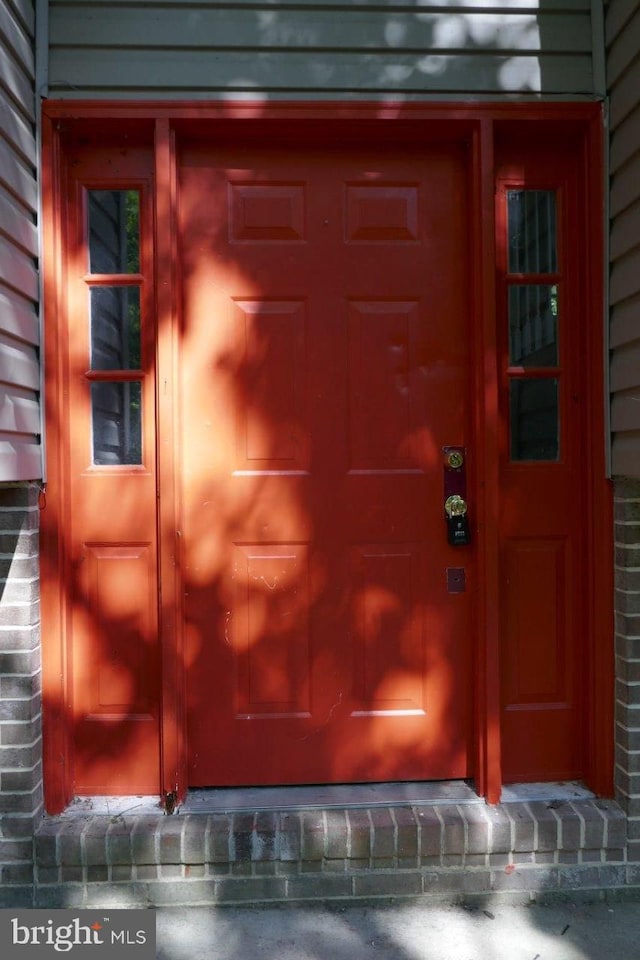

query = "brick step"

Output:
[[30, 799, 632, 907]]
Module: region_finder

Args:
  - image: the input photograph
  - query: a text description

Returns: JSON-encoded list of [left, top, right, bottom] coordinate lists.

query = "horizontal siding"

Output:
[[48, 0, 598, 99], [0, 0, 40, 481], [607, 0, 640, 477], [610, 100, 640, 174]]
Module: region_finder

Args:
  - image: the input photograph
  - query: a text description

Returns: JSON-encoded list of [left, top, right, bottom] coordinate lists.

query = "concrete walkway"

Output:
[[154, 899, 640, 960]]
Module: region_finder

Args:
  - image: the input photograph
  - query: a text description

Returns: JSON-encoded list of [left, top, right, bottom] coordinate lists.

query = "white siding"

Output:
[[607, 0, 640, 476], [48, 0, 599, 99], [0, 0, 41, 481]]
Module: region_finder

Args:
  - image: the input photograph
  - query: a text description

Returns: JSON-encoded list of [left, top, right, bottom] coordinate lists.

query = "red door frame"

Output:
[[41, 101, 611, 812]]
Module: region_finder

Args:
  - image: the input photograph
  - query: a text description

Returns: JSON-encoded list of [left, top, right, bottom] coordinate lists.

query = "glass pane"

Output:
[[509, 285, 558, 367], [88, 190, 140, 274], [91, 381, 142, 465], [90, 287, 141, 370], [510, 378, 559, 461], [507, 190, 557, 274]]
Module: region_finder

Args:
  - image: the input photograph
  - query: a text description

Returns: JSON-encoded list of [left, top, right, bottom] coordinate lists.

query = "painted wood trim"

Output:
[[40, 111, 72, 814], [42, 99, 606, 122], [473, 118, 502, 804], [154, 118, 187, 804]]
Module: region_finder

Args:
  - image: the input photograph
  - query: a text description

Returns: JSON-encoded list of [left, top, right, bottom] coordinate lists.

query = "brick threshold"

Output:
[[26, 794, 636, 908]]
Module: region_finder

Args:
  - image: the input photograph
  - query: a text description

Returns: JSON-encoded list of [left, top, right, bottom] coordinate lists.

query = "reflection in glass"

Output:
[[90, 287, 141, 370], [91, 381, 142, 465], [507, 190, 557, 274], [88, 190, 140, 274], [510, 378, 559, 461], [509, 285, 558, 367]]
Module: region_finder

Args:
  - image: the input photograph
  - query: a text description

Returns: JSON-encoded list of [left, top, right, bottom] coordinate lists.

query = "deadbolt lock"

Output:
[[446, 450, 464, 470]]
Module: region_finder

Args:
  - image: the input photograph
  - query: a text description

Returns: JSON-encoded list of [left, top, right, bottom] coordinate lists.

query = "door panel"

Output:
[[179, 142, 473, 786], [497, 145, 585, 782], [63, 148, 160, 794]]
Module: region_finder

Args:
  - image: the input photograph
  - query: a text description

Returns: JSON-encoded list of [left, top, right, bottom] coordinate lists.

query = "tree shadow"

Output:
[[175, 133, 471, 789], [41, 106, 477, 802], [153, 899, 625, 960]]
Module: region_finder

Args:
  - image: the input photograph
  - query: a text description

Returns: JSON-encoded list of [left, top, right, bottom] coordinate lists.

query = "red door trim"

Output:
[[471, 120, 503, 803], [41, 112, 72, 814], [41, 100, 611, 812], [154, 118, 188, 804]]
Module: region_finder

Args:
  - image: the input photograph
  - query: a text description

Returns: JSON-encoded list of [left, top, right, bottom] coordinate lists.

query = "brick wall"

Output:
[[0, 483, 42, 905], [614, 478, 640, 861]]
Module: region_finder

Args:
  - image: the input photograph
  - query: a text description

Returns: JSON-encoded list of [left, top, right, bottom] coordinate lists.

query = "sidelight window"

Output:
[[506, 189, 560, 462], [86, 190, 143, 465]]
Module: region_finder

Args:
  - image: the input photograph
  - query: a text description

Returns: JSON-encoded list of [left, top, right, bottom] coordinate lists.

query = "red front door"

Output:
[[179, 139, 473, 785]]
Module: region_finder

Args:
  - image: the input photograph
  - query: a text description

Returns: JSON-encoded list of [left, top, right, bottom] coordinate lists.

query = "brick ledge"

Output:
[[25, 798, 630, 906]]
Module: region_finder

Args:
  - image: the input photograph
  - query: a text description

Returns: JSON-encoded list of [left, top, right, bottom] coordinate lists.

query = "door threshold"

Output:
[[60, 780, 595, 818], [182, 780, 480, 813]]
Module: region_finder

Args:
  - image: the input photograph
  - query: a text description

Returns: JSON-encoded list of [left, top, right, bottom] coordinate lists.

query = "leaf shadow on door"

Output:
[[41, 116, 474, 808], [176, 134, 472, 790]]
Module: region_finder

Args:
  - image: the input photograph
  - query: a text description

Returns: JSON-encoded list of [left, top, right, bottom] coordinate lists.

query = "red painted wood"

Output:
[[179, 140, 474, 785], [40, 101, 611, 807], [582, 112, 614, 797], [154, 118, 188, 804], [496, 137, 595, 784], [41, 113, 73, 814], [472, 120, 503, 804], [59, 145, 161, 795]]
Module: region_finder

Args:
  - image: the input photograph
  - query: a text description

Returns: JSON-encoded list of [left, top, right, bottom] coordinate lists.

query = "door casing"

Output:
[[41, 101, 612, 812]]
